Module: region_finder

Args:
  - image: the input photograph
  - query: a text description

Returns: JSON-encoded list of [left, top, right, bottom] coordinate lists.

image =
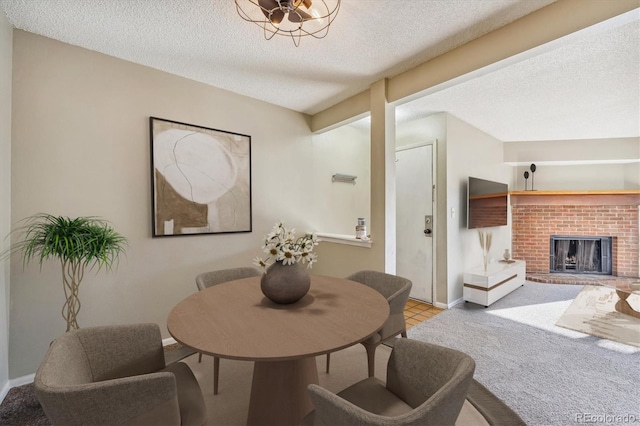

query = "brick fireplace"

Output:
[[511, 191, 639, 278]]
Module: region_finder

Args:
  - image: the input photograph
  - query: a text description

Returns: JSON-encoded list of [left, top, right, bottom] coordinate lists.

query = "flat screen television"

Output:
[[467, 177, 508, 229]]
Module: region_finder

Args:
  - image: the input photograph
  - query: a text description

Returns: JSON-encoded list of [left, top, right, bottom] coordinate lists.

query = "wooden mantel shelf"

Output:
[[510, 190, 640, 206], [510, 190, 640, 196]]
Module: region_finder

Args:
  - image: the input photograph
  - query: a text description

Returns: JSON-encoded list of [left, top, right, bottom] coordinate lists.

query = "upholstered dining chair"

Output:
[[195, 266, 261, 394], [302, 339, 475, 426], [34, 323, 207, 426], [326, 270, 412, 377]]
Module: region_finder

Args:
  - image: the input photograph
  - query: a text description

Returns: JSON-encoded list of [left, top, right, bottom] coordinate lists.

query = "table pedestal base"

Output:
[[247, 357, 318, 426]]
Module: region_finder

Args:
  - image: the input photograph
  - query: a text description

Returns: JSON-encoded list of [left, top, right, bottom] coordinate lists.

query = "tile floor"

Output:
[[404, 298, 444, 329]]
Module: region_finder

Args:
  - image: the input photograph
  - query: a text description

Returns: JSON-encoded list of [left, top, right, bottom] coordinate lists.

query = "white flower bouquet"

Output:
[[254, 222, 319, 270]]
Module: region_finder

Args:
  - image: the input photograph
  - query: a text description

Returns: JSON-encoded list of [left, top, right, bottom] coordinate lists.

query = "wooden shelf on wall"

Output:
[[509, 190, 640, 206]]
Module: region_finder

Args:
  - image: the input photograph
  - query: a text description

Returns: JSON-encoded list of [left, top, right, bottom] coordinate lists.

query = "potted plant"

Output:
[[3, 213, 127, 331]]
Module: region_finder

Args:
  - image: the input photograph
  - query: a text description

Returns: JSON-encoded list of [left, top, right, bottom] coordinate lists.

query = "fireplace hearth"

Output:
[[549, 236, 612, 275]]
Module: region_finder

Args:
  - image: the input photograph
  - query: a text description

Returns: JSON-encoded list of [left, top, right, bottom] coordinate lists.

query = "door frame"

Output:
[[394, 139, 437, 304]]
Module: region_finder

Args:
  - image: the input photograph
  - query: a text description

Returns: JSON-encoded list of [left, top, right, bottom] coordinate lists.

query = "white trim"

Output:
[[504, 159, 640, 166], [316, 233, 372, 248], [10, 373, 35, 388], [0, 373, 36, 404], [394, 140, 436, 153], [0, 380, 9, 403], [448, 297, 465, 309], [434, 296, 464, 310], [162, 337, 177, 347], [430, 140, 438, 306]]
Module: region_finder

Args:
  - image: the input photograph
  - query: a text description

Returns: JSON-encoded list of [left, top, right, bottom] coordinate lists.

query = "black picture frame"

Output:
[[149, 117, 252, 237]]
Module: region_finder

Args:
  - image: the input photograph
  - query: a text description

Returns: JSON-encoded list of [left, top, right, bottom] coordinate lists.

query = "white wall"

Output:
[[396, 114, 444, 148], [512, 163, 639, 191], [310, 124, 370, 235], [504, 138, 640, 164], [395, 112, 512, 306], [624, 162, 640, 189], [0, 11, 12, 395], [445, 114, 512, 304], [9, 31, 314, 378], [505, 138, 640, 190]]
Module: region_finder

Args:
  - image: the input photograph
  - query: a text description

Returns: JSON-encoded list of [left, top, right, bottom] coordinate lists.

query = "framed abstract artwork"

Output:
[[150, 117, 252, 237]]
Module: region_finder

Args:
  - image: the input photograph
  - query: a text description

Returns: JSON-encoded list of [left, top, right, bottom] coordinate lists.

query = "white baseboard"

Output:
[[0, 373, 35, 405], [448, 297, 464, 308], [434, 297, 464, 310], [0, 380, 9, 404], [10, 373, 35, 388], [162, 337, 177, 347]]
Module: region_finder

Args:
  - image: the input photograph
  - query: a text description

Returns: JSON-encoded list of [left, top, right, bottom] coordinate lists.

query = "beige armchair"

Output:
[[326, 270, 412, 377], [303, 339, 475, 426], [195, 266, 261, 394], [34, 323, 207, 426]]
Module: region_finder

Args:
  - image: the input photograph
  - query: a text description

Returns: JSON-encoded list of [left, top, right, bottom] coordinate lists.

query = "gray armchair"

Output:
[[303, 339, 475, 426], [34, 323, 207, 426], [195, 266, 261, 394], [326, 270, 412, 377]]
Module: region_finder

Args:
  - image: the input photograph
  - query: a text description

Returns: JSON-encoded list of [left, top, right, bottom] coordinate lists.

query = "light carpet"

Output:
[[0, 345, 394, 426], [555, 285, 640, 348], [408, 281, 640, 426], [183, 344, 393, 426], [183, 342, 496, 426]]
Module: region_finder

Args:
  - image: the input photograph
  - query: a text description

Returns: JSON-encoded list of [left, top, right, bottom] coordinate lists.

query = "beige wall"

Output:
[[9, 31, 315, 378], [312, 243, 377, 278], [506, 138, 640, 191], [310, 124, 370, 235], [306, 122, 373, 279], [394, 112, 511, 306], [504, 138, 640, 165], [0, 11, 12, 392], [512, 163, 639, 191], [312, 82, 394, 278], [624, 162, 640, 189], [445, 114, 512, 304]]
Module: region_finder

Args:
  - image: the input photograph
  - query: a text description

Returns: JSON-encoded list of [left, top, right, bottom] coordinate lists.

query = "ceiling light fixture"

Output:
[[235, 0, 340, 47]]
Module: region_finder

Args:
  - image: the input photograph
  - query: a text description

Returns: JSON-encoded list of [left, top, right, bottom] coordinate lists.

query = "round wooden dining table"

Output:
[[167, 274, 389, 426]]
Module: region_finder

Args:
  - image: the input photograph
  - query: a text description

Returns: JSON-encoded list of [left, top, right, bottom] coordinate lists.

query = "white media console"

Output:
[[463, 260, 526, 307]]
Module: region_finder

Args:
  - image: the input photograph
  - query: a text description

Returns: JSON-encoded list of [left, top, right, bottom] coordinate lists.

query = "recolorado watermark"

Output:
[[575, 413, 639, 423]]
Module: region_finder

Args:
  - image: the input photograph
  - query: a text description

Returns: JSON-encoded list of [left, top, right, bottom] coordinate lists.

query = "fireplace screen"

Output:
[[550, 236, 612, 275]]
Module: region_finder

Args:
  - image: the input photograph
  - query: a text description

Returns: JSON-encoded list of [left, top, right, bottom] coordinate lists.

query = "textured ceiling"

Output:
[[396, 8, 640, 141], [1, 0, 638, 142]]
